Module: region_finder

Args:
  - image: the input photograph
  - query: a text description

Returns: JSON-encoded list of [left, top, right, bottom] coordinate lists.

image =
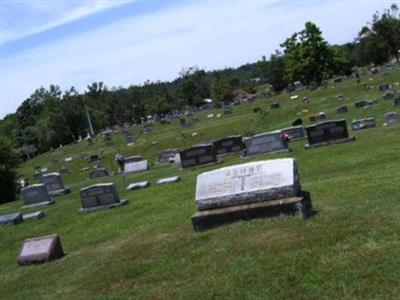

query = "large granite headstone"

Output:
[[89, 168, 109, 179], [17, 234, 64, 266], [384, 112, 399, 126], [79, 183, 128, 213], [40, 173, 70, 196], [212, 136, 244, 156], [243, 131, 289, 157], [352, 118, 376, 131], [191, 158, 312, 231], [158, 149, 180, 164], [179, 144, 217, 169], [280, 126, 305, 141], [21, 184, 55, 208], [124, 159, 149, 175], [304, 120, 355, 149]]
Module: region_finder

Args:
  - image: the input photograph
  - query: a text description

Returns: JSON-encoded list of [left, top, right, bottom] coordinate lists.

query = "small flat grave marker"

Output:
[[157, 176, 180, 185], [336, 105, 348, 114], [17, 234, 64, 266], [126, 181, 150, 191], [89, 168, 109, 179], [0, 213, 23, 225]]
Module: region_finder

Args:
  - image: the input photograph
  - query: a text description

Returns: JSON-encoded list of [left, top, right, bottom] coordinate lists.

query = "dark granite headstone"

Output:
[[212, 136, 244, 156], [89, 168, 109, 179], [355, 100, 374, 108], [40, 173, 71, 196], [79, 183, 128, 213], [21, 184, 55, 208], [244, 131, 289, 157], [336, 105, 348, 114], [179, 144, 217, 169], [17, 234, 64, 266], [305, 120, 355, 148]]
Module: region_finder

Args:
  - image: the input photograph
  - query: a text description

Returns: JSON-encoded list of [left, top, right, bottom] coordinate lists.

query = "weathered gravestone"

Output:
[[379, 84, 391, 92], [352, 118, 376, 131], [89, 168, 109, 179], [126, 181, 150, 191], [21, 184, 55, 208], [17, 234, 64, 266], [355, 100, 375, 108], [243, 131, 289, 157], [0, 213, 23, 225], [336, 105, 348, 114], [40, 173, 70, 196], [179, 144, 217, 169], [213, 136, 244, 156], [270, 102, 280, 110], [191, 158, 312, 231], [79, 183, 128, 213], [157, 176, 180, 185], [304, 120, 355, 149], [124, 158, 149, 175], [280, 126, 305, 141], [158, 149, 180, 164], [384, 112, 399, 126]]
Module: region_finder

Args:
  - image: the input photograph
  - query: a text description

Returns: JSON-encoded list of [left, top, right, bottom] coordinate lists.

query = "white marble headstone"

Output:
[[124, 160, 149, 175], [195, 158, 301, 211]]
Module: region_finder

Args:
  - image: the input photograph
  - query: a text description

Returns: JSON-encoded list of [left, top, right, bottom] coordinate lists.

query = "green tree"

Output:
[[0, 138, 19, 204], [259, 52, 287, 91]]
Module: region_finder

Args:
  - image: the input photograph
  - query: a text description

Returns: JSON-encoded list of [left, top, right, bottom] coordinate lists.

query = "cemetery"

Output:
[[1, 37, 400, 300]]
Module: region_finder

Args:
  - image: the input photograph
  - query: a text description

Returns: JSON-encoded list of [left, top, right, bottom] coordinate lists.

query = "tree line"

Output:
[[0, 3, 399, 203]]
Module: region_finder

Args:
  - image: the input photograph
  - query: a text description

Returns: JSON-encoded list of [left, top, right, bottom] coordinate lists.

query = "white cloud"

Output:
[[1, 0, 395, 117]]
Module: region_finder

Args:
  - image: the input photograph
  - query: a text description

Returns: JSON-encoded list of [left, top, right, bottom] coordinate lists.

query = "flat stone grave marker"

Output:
[[292, 118, 303, 126], [270, 102, 280, 109], [21, 184, 55, 208], [23, 211, 45, 221], [0, 213, 23, 225], [280, 126, 305, 141], [352, 118, 376, 131], [65, 157, 73, 162], [384, 112, 399, 126], [304, 119, 355, 149], [157, 176, 180, 185], [179, 144, 217, 169], [124, 159, 149, 175], [158, 149, 180, 164], [191, 158, 312, 231], [336, 105, 348, 114], [17, 234, 64, 266], [355, 100, 375, 109], [79, 183, 128, 213], [40, 173, 71, 196], [89, 168, 109, 179], [213, 136, 244, 156], [243, 130, 289, 157], [126, 181, 150, 191]]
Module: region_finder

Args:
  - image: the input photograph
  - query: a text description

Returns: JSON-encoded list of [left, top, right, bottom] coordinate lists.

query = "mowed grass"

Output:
[[1, 67, 400, 299]]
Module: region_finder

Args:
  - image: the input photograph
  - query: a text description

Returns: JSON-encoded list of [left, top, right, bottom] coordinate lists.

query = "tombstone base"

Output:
[[22, 199, 55, 209], [191, 192, 312, 232], [49, 187, 71, 197], [78, 199, 129, 214], [304, 136, 355, 149]]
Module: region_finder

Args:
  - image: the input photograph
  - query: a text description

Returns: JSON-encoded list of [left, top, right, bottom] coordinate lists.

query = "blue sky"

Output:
[[0, 0, 394, 118]]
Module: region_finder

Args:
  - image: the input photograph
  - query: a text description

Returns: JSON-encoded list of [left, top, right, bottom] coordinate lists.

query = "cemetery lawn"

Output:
[[1, 67, 400, 299]]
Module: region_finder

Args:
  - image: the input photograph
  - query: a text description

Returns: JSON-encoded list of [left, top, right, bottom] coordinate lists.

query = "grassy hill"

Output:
[[1, 66, 400, 299]]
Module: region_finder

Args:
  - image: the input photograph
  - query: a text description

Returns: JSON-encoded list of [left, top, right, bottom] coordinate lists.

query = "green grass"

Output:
[[1, 67, 400, 299]]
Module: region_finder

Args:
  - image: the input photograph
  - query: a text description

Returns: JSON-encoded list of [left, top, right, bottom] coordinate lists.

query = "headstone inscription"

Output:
[[40, 173, 71, 196], [123, 159, 149, 175], [304, 120, 355, 149], [79, 183, 128, 213], [336, 105, 348, 114], [243, 131, 289, 157], [21, 184, 55, 208], [191, 158, 313, 231], [89, 168, 109, 179], [352, 118, 376, 131], [280, 126, 305, 141], [158, 149, 180, 164], [17, 234, 64, 266], [179, 144, 217, 169], [0, 213, 23, 225], [212, 136, 244, 156]]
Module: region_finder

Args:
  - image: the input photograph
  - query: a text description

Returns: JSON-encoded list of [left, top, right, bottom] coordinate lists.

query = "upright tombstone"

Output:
[[40, 173, 71, 196], [158, 149, 180, 164], [304, 120, 355, 149], [79, 183, 128, 213], [270, 102, 280, 110], [191, 158, 312, 231], [21, 184, 55, 208], [243, 131, 289, 157], [280, 126, 305, 141], [89, 168, 109, 179], [124, 159, 149, 175], [336, 105, 348, 114], [17, 234, 64, 266], [179, 144, 217, 169], [212, 136, 244, 156], [384, 112, 399, 126], [352, 118, 376, 131]]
